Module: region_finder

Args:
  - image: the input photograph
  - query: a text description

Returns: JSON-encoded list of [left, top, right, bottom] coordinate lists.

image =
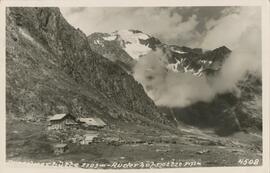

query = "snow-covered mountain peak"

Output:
[[88, 29, 231, 78], [114, 29, 150, 42], [103, 29, 152, 60], [89, 29, 162, 60]]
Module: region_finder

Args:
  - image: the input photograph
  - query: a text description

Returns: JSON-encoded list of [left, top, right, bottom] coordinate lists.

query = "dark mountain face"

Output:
[[6, 7, 166, 124], [165, 73, 262, 136]]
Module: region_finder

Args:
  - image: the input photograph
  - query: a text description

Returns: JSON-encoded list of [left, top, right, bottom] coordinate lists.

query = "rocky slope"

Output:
[[6, 7, 167, 125]]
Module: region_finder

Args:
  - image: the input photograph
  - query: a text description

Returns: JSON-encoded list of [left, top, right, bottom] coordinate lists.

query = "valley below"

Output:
[[6, 117, 262, 168]]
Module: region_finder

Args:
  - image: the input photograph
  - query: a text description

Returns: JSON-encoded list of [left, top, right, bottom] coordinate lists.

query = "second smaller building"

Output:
[[78, 117, 106, 130]]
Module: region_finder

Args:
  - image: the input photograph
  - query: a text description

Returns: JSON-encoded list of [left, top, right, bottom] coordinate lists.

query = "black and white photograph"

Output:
[[2, 0, 270, 171]]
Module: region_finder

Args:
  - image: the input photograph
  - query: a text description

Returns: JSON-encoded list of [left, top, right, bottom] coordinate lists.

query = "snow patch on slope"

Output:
[[193, 66, 204, 77], [200, 59, 213, 65], [94, 39, 104, 47], [167, 59, 181, 72], [170, 47, 187, 54], [173, 50, 187, 54], [103, 35, 117, 41], [116, 30, 149, 41], [112, 30, 152, 60]]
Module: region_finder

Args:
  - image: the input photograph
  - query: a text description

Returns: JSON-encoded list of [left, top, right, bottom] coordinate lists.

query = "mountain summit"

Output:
[[88, 30, 231, 77]]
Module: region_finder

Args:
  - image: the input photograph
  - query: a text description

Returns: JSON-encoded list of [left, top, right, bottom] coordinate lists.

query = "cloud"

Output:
[[212, 25, 261, 94], [61, 6, 261, 108], [133, 7, 261, 107], [202, 6, 261, 92], [60, 7, 200, 46], [133, 49, 215, 107], [200, 7, 261, 50]]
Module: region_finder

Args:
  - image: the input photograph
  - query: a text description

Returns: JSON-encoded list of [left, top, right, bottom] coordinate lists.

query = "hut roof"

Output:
[[79, 118, 106, 127], [49, 113, 72, 121]]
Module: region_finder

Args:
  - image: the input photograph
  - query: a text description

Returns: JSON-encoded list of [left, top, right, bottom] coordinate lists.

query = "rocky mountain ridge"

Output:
[[6, 7, 167, 126], [87, 29, 231, 77]]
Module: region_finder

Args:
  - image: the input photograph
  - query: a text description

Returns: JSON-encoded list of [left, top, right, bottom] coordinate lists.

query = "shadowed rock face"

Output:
[[6, 7, 165, 124], [159, 73, 262, 136]]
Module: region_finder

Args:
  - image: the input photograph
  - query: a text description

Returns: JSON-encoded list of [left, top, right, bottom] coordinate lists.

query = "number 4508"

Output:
[[238, 159, 260, 166]]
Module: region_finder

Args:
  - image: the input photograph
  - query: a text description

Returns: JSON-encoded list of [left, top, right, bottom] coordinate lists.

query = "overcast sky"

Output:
[[60, 6, 261, 49]]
